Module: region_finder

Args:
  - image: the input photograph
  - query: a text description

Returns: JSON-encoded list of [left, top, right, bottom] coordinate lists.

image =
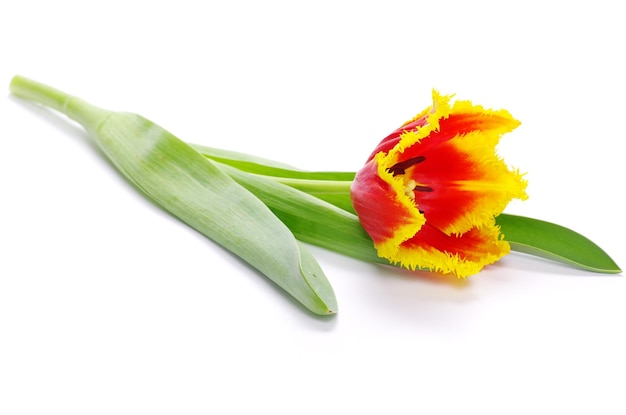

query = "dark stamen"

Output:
[[387, 156, 426, 176], [414, 185, 433, 192]]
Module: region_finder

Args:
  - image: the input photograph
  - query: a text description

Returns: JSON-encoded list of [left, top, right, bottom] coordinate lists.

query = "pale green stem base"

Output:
[[10, 76, 110, 133]]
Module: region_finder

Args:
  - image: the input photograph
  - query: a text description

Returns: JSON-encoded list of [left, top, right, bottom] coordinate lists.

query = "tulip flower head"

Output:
[[350, 91, 528, 278]]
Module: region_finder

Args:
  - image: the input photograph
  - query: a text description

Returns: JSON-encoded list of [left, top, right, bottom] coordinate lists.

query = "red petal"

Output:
[[394, 221, 510, 277], [366, 114, 429, 161], [351, 159, 424, 247], [387, 108, 526, 235]]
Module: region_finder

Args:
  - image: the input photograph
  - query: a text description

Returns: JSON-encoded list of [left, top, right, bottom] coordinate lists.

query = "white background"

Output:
[[1, 1, 624, 414]]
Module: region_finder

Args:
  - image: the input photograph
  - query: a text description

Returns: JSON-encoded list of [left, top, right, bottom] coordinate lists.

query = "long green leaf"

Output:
[[217, 163, 385, 265], [10, 75, 337, 315], [496, 214, 621, 274]]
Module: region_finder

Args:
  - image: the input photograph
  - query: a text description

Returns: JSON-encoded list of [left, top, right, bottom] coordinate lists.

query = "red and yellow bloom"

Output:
[[350, 91, 528, 277]]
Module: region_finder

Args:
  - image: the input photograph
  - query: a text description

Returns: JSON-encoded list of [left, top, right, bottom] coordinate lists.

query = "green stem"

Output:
[[265, 177, 355, 213], [10, 76, 110, 134], [270, 177, 353, 194], [216, 163, 386, 265], [192, 143, 356, 181]]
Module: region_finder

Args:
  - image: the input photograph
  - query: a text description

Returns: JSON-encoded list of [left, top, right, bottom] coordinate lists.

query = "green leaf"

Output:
[[10, 75, 337, 315], [218, 163, 385, 265], [496, 214, 621, 274]]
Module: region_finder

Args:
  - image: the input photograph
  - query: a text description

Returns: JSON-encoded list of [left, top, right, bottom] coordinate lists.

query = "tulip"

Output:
[[11, 76, 619, 318], [350, 91, 528, 277]]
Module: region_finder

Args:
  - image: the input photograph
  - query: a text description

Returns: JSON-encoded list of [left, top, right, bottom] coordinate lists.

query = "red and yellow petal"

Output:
[[392, 220, 510, 278], [351, 158, 425, 257], [367, 91, 450, 160], [381, 91, 527, 235], [366, 113, 430, 161], [388, 130, 527, 235]]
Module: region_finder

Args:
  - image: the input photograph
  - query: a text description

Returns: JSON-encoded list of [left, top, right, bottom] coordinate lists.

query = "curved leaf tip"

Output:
[[497, 214, 621, 274]]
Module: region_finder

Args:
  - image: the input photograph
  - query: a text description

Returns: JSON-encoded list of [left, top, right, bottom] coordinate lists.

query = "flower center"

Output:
[[403, 179, 433, 199], [388, 156, 433, 199]]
